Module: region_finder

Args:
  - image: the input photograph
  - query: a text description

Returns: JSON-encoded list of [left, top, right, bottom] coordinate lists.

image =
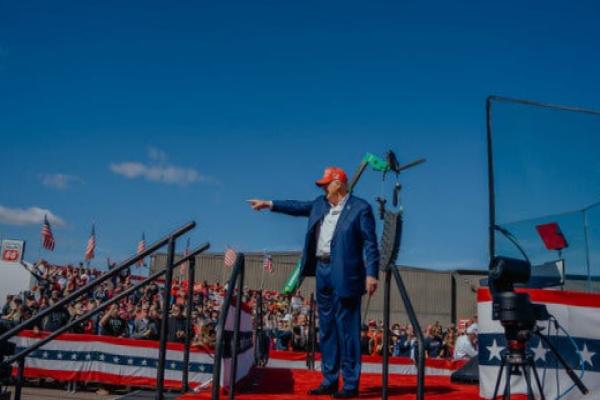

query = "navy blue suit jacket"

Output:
[[272, 195, 380, 298]]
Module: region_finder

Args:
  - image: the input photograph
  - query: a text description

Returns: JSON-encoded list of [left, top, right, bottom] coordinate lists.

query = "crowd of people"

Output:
[[1, 261, 478, 391], [3, 260, 479, 362]]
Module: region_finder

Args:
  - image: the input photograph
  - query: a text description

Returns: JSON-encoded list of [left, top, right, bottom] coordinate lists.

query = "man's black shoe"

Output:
[[307, 384, 338, 395], [332, 388, 359, 398]]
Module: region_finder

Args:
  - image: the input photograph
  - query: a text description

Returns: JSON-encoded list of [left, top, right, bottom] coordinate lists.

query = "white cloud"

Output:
[[0, 205, 65, 226], [109, 162, 212, 186], [39, 173, 82, 189]]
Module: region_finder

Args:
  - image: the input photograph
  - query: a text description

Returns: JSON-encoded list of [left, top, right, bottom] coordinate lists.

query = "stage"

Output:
[[177, 367, 489, 400]]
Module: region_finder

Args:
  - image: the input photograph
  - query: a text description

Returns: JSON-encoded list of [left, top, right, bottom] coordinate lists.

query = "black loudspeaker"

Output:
[[450, 356, 479, 384]]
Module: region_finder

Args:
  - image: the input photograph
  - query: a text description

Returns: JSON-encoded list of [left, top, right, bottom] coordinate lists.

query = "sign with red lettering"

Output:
[[1, 240, 25, 263]]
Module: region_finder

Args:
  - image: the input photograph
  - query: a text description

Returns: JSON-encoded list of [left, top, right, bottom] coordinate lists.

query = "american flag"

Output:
[[85, 225, 96, 261], [224, 247, 237, 268], [136, 233, 145, 266], [263, 253, 273, 274], [41, 215, 55, 251]]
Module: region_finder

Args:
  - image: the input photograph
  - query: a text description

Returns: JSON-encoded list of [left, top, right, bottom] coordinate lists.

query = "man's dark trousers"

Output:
[[317, 260, 362, 391]]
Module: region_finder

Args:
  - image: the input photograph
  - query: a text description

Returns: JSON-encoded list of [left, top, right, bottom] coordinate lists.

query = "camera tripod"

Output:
[[492, 328, 589, 400], [492, 340, 545, 400]]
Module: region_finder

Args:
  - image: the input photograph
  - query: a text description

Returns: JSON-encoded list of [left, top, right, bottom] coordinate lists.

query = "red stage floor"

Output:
[[179, 367, 487, 400]]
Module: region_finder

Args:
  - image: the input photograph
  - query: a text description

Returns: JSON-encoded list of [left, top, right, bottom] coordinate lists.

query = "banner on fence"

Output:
[[11, 331, 212, 389], [267, 350, 466, 376], [220, 299, 255, 388], [478, 288, 600, 399]]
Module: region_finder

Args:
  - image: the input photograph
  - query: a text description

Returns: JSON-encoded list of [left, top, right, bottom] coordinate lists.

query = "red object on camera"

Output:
[[536, 222, 568, 251]]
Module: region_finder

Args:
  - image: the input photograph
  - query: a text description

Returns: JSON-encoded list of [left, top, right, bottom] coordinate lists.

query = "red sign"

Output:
[[536, 222, 568, 251], [1, 240, 25, 263], [2, 249, 19, 262]]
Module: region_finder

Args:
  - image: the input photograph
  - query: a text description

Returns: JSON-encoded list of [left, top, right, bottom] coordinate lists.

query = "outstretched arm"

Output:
[[247, 199, 313, 217]]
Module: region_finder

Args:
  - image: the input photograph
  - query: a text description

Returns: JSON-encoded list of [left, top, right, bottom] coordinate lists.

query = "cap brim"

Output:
[[315, 178, 332, 187]]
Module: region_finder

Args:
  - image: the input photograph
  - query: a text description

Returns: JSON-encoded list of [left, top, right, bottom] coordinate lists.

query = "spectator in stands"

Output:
[[440, 327, 456, 358], [2, 295, 13, 316], [424, 324, 443, 358], [70, 302, 93, 334], [99, 304, 128, 337], [167, 303, 186, 343], [453, 324, 478, 360], [2, 296, 23, 325], [391, 325, 410, 357], [290, 290, 303, 313], [41, 293, 70, 332], [192, 321, 216, 350], [271, 317, 293, 350], [367, 320, 383, 355], [291, 325, 306, 351], [132, 303, 159, 340], [24, 293, 39, 314]]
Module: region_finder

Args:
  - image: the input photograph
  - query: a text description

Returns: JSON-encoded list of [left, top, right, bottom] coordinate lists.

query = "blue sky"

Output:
[[1, 1, 599, 271]]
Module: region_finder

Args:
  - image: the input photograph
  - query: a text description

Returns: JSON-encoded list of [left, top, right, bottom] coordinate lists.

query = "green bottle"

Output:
[[283, 259, 303, 294]]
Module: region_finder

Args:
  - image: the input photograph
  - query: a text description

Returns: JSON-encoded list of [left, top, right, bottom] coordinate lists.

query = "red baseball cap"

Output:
[[315, 167, 348, 187]]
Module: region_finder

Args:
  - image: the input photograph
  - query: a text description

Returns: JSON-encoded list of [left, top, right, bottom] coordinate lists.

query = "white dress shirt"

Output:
[[453, 334, 478, 360], [316, 194, 349, 257]]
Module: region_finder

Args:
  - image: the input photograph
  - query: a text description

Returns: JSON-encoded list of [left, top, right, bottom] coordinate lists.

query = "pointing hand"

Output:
[[247, 199, 271, 211]]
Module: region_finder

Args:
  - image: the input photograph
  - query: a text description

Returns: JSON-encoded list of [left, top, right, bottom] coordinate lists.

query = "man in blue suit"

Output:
[[248, 167, 380, 398]]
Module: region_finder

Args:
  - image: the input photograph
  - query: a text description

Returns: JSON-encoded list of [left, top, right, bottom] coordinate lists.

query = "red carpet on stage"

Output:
[[178, 367, 487, 400]]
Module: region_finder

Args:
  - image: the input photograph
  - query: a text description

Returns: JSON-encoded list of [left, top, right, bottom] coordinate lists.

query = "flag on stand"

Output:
[[136, 233, 146, 266], [263, 253, 273, 274], [224, 247, 237, 268], [41, 215, 55, 251], [85, 225, 96, 261]]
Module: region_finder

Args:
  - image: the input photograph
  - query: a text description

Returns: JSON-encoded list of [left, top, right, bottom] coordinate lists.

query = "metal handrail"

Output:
[[0, 221, 196, 344], [182, 256, 197, 392], [4, 241, 209, 366], [211, 253, 245, 400], [306, 293, 316, 370]]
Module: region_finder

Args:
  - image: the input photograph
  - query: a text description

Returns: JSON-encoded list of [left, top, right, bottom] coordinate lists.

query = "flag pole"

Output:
[[38, 216, 44, 262], [221, 245, 229, 286], [260, 251, 267, 291]]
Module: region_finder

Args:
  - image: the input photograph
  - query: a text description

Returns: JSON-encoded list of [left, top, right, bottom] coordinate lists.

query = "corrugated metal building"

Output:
[[151, 251, 599, 327], [151, 252, 487, 326]]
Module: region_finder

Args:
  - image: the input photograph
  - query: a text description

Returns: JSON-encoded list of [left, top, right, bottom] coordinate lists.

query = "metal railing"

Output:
[[306, 293, 316, 370], [0, 222, 211, 400], [211, 253, 245, 400]]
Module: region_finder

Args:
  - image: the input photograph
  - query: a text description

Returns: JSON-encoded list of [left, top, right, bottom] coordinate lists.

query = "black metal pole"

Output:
[[257, 290, 263, 332], [14, 358, 25, 400], [381, 269, 391, 400], [311, 293, 316, 369], [486, 96, 496, 263], [488, 95, 600, 117], [348, 160, 368, 192], [212, 253, 244, 400], [536, 331, 589, 395], [182, 256, 196, 392], [391, 266, 425, 400], [3, 242, 210, 367], [0, 222, 196, 344], [307, 293, 316, 370], [255, 289, 263, 365], [451, 274, 457, 324], [229, 262, 245, 400], [306, 293, 313, 370], [156, 237, 177, 400]]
